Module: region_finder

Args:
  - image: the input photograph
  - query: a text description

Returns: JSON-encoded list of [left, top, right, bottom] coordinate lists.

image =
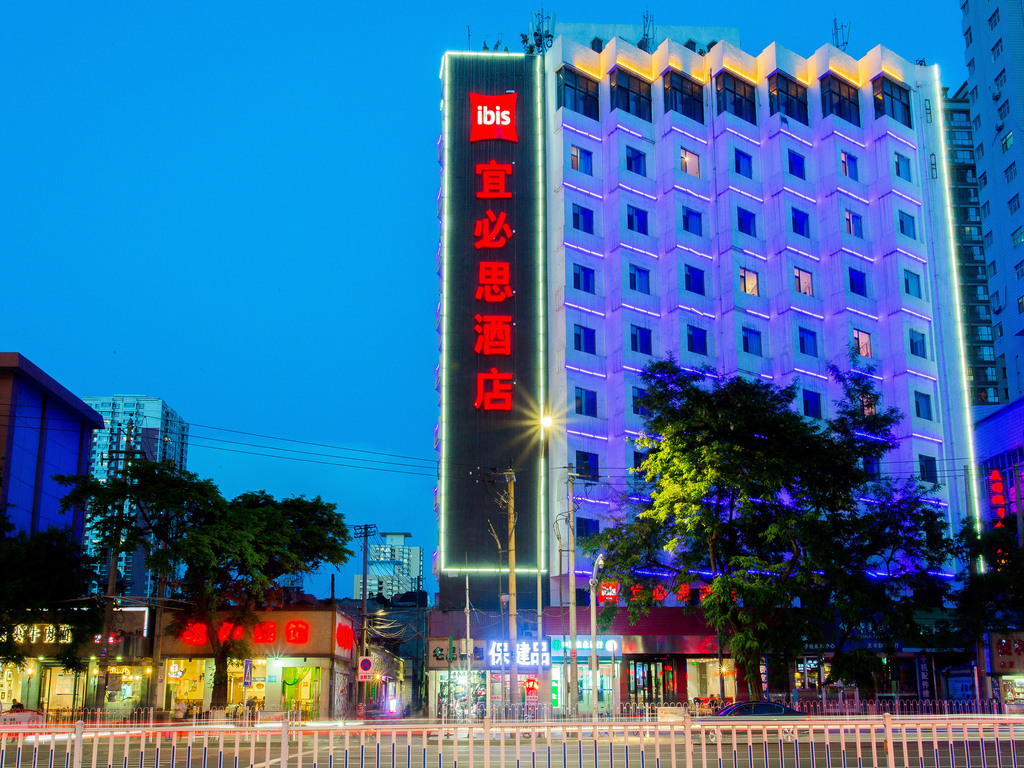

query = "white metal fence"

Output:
[[1, 714, 1023, 768]]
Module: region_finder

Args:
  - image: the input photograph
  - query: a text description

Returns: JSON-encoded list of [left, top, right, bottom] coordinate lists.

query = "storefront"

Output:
[[0, 621, 93, 712], [550, 635, 620, 715], [990, 633, 1024, 713]]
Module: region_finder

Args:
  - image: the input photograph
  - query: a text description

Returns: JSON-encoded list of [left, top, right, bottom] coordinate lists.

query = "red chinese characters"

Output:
[[217, 622, 244, 643], [285, 620, 310, 644], [181, 622, 208, 646], [253, 622, 277, 643]]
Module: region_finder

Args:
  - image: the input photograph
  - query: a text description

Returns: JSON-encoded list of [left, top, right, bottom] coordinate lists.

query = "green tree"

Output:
[[58, 459, 352, 707], [0, 511, 101, 671], [585, 359, 951, 698], [950, 520, 1024, 646]]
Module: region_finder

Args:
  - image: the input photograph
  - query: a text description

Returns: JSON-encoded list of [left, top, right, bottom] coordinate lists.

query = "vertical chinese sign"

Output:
[[438, 53, 546, 608]]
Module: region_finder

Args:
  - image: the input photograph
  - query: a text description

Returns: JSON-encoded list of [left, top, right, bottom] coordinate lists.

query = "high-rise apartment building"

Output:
[[82, 395, 189, 597], [960, 0, 1024, 400], [437, 26, 979, 610], [944, 83, 1002, 405], [354, 532, 424, 600]]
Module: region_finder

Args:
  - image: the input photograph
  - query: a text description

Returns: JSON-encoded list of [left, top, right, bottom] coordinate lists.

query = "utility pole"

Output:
[[354, 524, 377, 707], [505, 469, 519, 707], [567, 465, 578, 718], [464, 575, 472, 679]]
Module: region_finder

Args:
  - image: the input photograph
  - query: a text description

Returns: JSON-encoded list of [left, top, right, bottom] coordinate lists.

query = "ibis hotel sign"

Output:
[[437, 53, 546, 604]]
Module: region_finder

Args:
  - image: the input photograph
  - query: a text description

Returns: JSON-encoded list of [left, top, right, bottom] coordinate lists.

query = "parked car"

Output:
[[715, 701, 807, 719]]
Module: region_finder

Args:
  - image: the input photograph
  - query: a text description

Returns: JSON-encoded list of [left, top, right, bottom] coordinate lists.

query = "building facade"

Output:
[[0, 353, 103, 539], [353, 532, 424, 600], [960, 0, 1024, 400], [81, 395, 189, 598]]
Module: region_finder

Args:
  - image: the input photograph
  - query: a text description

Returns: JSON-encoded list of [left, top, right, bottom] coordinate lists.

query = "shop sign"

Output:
[[992, 633, 1024, 671], [0, 624, 73, 645], [488, 641, 551, 668], [550, 637, 621, 656], [180, 620, 311, 647]]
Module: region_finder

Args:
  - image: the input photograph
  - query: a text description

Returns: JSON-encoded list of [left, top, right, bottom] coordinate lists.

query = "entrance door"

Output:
[[628, 659, 676, 704]]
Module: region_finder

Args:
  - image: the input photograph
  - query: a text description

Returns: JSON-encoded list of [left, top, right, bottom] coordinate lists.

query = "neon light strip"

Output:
[[619, 242, 659, 259], [782, 186, 817, 204], [880, 130, 917, 151], [846, 307, 879, 321], [564, 241, 605, 258], [624, 429, 643, 437], [613, 123, 645, 139], [794, 367, 829, 381], [728, 185, 764, 203], [562, 123, 602, 142], [837, 187, 871, 205], [911, 432, 944, 444], [841, 247, 874, 263], [563, 181, 603, 200], [674, 244, 714, 259], [672, 184, 712, 202], [669, 125, 709, 145], [832, 130, 868, 149], [906, 369, 939, 382], [536, 54, 548, 576], [572, 497, 610, 505], [438, 54, 452, 572], [621, 302, 661, 318], [676, 304, 717, 319], [565, 364, 607, 379], [786, 244, 817, 260], [933, 68, 983, 537], [790, 306, 825, 320], [744, 308, 770, 320], [618, 183, 657, 201], [889, 246, 927, 264], [623, 365, 644, 373], [566, 429, 609, 441], [779, 127, 813, 147], [564, 301, 606, 317], [899, 307, 933, 322], [743, 248, 768, 262], [759, 373, 775, 381], [725, 127, 761, 146], [887, 188, 923, 207], [682, 366, 718, 379], [850, 369, 884, 382]]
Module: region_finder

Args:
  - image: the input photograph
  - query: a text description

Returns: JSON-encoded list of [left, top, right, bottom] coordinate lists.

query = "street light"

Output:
[[589, 553, 605, 723]]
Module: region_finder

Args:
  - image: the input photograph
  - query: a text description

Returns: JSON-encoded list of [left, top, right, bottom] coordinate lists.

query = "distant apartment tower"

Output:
[[0, 353, 103, 539], [82, 395, 189, 597], [354, 532, 423, 600], [960, 0, 1024, 400], [944, 82, 1002, 405]]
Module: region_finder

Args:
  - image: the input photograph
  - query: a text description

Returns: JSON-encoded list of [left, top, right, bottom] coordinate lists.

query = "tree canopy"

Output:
[[584, 359, 953, 697], [58, 459, 352, 707]]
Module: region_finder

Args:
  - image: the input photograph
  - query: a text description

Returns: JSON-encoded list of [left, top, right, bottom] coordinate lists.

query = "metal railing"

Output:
[[783, 697, 1004, 717], [2, 712, 1024, 768]]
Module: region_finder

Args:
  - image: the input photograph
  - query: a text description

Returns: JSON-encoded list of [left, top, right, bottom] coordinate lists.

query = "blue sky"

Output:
[[1, 1, 965, 600]]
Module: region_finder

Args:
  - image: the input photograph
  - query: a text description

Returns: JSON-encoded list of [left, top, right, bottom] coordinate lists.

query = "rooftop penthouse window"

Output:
[[769, 71, 808, 125], [558, 66, 599, 121], [665, 71, 705, 124], [873, 76, 912, 128], [821, 73, 861, 127], [610, 68, 652, 122], [716, 71, 757, 125]]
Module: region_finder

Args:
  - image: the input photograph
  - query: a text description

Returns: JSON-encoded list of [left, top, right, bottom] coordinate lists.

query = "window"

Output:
[[630, 325, 653, 355], [576, 516, 600, 539], [631, 386, 650, 417], [899, 211, 916, 239], [821, 74, 861, 126], [665, 71, 705, 123], [999, 100, 1011, 120], [915, 391, 932, 420], [996, 69, 1007, 89], [1007, 163, 1018, 183], [573, 263, 596, 294], [895, 153, 912, 181], [973, 114, 982, 130], [985, 230, 995, 248], [853, 328, 872, 357], [571, 145, 593, 175], [841, 151, 859, 181], [970, 86, 978, 104], [737, 207, 757, 236], [1002, 132, 1015, 153], [961, 0, 968, 17], [802, 390, 822, 419], [873, 77, 913, 128], [685, 264, 706, 295], [572, 203, 594, 234], [1014, 227, 1024, 247], [792, 208, 810, 237], [627, 205, 649, 235], [558, 67, 600, 120], [794, 267, 813, 296], [680, 148, 700, 177], [964, 27, 973, 46], [741, 326, 763, 356], [716, 72, 757, 124], [980, 172, 987, 188], [848, 268, 867, 296], [573, 324, 596, 354], [982, 201, 991, 219], [626, 146, 647, 176], [977, 141, 985, 159], [864, 456, 881, 480], [845, 210, 863, 238], [632, 451, 647, 471], [576, 450, 600, 479], [687, 325, 708, 355], [989, 8, 1000, 28], [968, 58, 976, 76], [740, 267, 760, 296], [629, 264, 651, 294], [768, 72, 809, 125], [734, 149, 753, 178], [575, 387, 598, 417], [919, 454, 938, 485], [909, 329, 927, 358], [993, 38, 1003, 60], [798, 327, 818, 357], [783, 150, 806, 181], [610, 69, 652, 121], [904, 269, 922, 298], [682, 207, 703, 236]]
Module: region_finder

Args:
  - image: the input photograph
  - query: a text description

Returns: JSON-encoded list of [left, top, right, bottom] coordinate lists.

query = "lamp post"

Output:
[[589, 553, 605, 723], [540, 415, 552, 711]]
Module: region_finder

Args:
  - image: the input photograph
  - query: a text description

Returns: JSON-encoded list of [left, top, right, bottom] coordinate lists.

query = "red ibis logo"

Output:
[[470, 92, 518, 143]]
